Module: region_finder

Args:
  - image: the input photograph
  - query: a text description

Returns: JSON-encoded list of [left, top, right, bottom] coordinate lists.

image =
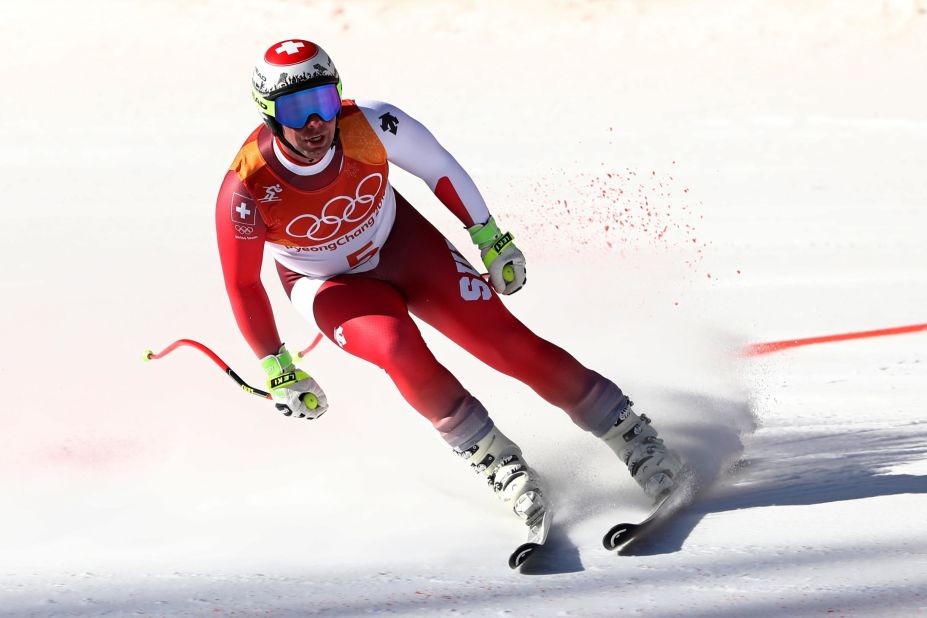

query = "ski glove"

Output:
[[260, 345, 329, 420], [468, 216, 526, 295]]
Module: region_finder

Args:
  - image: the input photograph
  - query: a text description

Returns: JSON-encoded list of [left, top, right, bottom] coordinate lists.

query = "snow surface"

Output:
[[1, 0, 926, 616]]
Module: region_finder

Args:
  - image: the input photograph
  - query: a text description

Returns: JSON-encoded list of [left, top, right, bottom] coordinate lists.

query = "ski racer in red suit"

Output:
[[216, 39, 684, 552]]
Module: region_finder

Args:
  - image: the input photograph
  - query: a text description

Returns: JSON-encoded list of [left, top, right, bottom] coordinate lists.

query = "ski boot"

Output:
[[456, 426, 547, 527], [456, 426, 551, 567], [602, 401, 685, 502]]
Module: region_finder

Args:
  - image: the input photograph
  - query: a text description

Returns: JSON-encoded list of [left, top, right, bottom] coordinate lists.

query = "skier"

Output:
[[216, 39, 684, 556]]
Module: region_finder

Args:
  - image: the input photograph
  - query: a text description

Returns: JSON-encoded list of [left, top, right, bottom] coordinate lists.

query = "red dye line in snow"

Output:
[[745, 323, 927, 356]]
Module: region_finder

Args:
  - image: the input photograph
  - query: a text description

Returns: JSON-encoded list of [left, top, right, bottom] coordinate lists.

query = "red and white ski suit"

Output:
[[216, 100, 627, 448]]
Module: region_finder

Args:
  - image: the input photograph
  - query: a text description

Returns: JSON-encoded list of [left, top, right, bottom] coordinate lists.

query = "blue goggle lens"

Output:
[[274, 84, 342, 128]]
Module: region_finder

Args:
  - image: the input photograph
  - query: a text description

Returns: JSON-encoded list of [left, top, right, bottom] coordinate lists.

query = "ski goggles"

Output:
[[253, 83, 343, 128]]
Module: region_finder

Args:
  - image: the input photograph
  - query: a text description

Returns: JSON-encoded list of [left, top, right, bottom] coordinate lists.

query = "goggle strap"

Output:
[[252, 87, 276, 117]]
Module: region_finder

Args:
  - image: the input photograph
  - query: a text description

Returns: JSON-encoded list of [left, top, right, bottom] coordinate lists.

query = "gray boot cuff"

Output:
[[569, 373, 629, 437], [434, 396, 494, 451]]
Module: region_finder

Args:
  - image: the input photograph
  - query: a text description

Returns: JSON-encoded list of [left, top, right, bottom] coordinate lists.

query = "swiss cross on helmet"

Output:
[[252, 39, 343, 136]]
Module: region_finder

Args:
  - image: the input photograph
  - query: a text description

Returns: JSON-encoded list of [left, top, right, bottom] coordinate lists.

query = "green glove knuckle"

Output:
[[502, 263, 516, 283]]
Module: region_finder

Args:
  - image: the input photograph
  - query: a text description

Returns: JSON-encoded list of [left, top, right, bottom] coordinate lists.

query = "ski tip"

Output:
[[509, 542, 540, 569], [603, 523, 636, 551]]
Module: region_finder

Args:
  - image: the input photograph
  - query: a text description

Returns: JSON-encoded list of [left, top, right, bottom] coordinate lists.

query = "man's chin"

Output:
[[290, 147, 321, 163], [299, 143, 332, 162]]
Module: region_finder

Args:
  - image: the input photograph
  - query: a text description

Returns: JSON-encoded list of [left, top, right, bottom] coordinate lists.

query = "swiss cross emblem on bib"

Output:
[[264, 40, 318, 65]]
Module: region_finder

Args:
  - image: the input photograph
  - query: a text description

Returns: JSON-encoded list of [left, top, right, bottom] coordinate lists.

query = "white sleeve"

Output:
[[356, 99, 491, 227]]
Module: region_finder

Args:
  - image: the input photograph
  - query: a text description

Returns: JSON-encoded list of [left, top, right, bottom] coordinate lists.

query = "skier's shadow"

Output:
[[518, 525, 584, 575], [619, 416, 927, 556]]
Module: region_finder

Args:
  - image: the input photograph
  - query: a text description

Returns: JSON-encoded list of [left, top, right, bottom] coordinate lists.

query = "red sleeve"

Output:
[[215, 170, 282, 358], [434, 176, 480, 227]]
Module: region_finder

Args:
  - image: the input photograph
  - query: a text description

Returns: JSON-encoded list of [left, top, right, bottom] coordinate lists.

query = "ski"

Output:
[[508, 508, 552, 569], [602, 472, 696, 551]]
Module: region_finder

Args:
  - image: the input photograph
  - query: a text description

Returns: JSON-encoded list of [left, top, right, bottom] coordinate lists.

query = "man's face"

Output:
[[280, 114, 338, 164]]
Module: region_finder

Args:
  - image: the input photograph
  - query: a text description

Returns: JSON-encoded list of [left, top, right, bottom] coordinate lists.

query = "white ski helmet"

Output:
[[252, 39, 342, 134]]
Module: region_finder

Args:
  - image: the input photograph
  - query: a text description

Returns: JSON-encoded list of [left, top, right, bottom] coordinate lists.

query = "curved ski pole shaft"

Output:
[[143, 338, 271, 400], [296, 332, 324, 361]]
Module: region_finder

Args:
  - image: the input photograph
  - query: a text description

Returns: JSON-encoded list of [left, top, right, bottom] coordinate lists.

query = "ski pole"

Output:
[[143, 338, 320, 409]]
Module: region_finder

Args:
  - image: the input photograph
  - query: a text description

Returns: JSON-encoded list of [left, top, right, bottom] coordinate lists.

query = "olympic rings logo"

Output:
[[285, 173, 383, 241], [235, 225, 254, 234]]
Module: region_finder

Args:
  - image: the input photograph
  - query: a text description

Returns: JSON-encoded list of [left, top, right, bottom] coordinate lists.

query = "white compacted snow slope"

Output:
[[1, 1, 925, 616]]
